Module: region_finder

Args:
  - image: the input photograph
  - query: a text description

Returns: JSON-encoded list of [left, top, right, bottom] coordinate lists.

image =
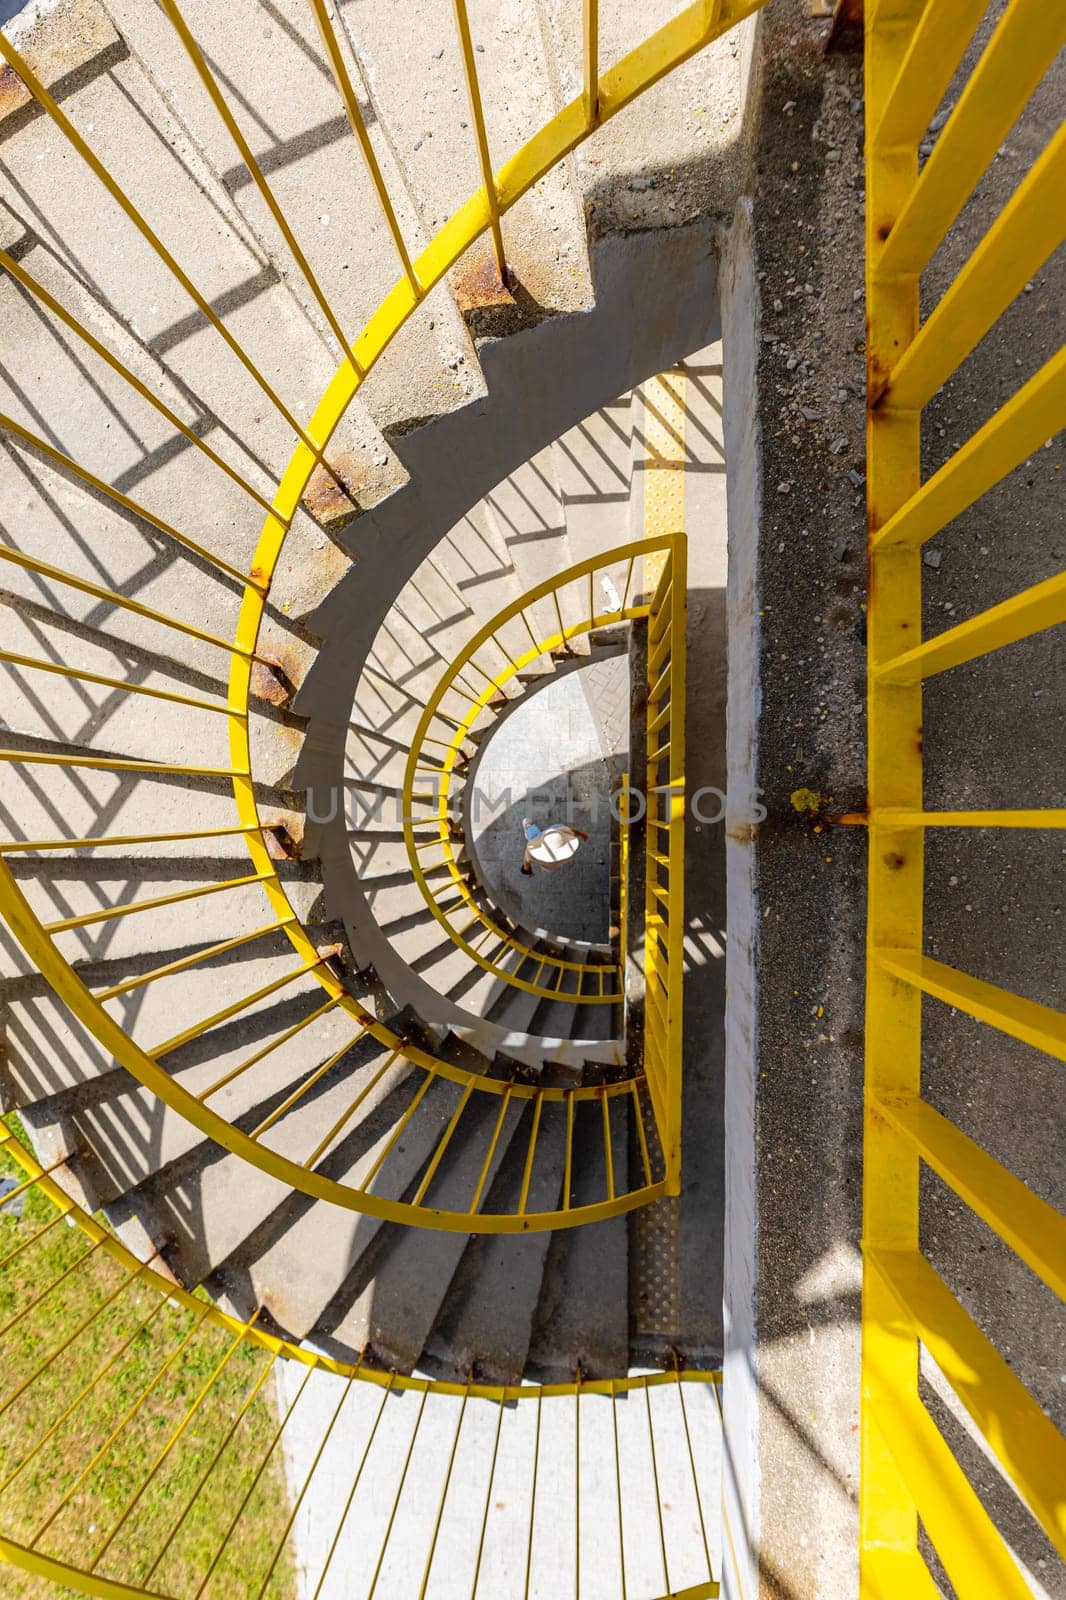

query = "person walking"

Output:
[[520, 817, 589, 876]]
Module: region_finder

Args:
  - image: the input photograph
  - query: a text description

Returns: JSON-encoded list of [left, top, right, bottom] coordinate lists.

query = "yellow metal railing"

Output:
[[863, 0, 1066, 1591], [0, 0, 759, 1231], [618, 770, 631, 975], [401, 538, 683, 1007], [0, 1117, 721, 1600], [0, 0, 753, 1594], [641, 540, 687, 1196]]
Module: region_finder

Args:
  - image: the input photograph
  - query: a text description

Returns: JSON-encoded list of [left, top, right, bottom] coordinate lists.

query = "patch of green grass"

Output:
[[0, 1123, 295, 1600]]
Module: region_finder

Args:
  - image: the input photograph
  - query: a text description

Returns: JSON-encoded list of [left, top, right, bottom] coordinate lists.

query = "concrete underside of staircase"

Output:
[[299, 223, 725, 1050]]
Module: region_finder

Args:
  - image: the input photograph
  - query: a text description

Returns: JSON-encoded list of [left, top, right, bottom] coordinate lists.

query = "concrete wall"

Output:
[[720, 194, 763, 1600], [719, 5, 871, 1595]]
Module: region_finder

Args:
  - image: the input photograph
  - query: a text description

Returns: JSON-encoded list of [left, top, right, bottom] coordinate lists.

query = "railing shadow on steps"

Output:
[[0, 1, 758, 1593], [0, 0, 754, 1234]]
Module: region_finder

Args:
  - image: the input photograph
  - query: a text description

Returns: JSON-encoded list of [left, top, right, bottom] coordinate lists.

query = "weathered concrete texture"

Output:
[[542, 0, 762, 241], [720, 5, 869, 1596], [337, 0, 595, 331]]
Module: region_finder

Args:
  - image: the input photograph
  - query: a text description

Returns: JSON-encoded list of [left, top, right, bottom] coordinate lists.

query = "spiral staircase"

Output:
[[2, 0, 1065, 1595], [0, 0, 743, 1592]]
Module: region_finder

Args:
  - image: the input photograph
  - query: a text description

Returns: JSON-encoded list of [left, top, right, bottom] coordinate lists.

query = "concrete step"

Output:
[[552, 393, 635, 561], [320, 1084, 526, 1370], [0, 682, 300, 793], [409, 510, 566, 748], [526, 1091, 630, 1379], [103, 0, 483, 437], [423, 1095, 565, 1381], [211, 1068, 496, 1344], [375, 553, 479, 690], [0, 428, 252, 689], [537, 0, 747, 240], [479, 444, 577, 642], [1, 852, 323, 977], [346, 829, 454, 890], [0, 918, 342, 1102], [430, 505, 527, 627], [0, 222, 349, 637], [105, 1049, 465, 1287], [346, 655, 474, 764], [526, 956, 617, 1045], [12, 955, 363, 1204], [365, 589, 467, 712], [0, 732, 276, 865], [358, 872, 577, 1035], [0, 6, 383, 614], [345, 724, 455, 802], [335, 0, 593, 327], [481, 958, 543, 1034], [345, 795, 620, 1057]]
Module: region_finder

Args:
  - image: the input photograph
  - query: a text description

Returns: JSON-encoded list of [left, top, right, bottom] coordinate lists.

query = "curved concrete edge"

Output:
[[459, 647, 625, 954], [293, 224, 723, 1062], [447, 1024, 624, 1071]]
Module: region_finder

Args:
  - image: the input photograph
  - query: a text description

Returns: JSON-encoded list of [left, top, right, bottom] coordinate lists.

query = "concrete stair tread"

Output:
[[1, 924, 347, 1095], [0, 235, 347, 625], [319, 1085, 525, 1368], [336, 0, 592, 323], [479, 447, 575, 639], [377, 553, 478, 675], [22, 977, 372, 1205], [105, 1047, 465, 1285], [4, 859, 323, 976], [539, 0, 745, 235], [430, 507, 529, 627], [482, 967, 543, 1034], [357, 881, 591, 1041], [0, 700, 297, 790], [423, 1096, 566, 1381], [209, 1068, 488, 1341], [525, 1091, 630, 1379], [0, 14, 395, 553], [0, 755, 275, 865], [104, 0, 483, 435]]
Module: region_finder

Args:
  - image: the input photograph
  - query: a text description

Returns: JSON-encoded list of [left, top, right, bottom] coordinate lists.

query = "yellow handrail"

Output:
[[400, 539, 681, 1004], [641, 541, 687, 1196], [0, 0, 759, 1232], [863, 0, 1066, 1589]]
